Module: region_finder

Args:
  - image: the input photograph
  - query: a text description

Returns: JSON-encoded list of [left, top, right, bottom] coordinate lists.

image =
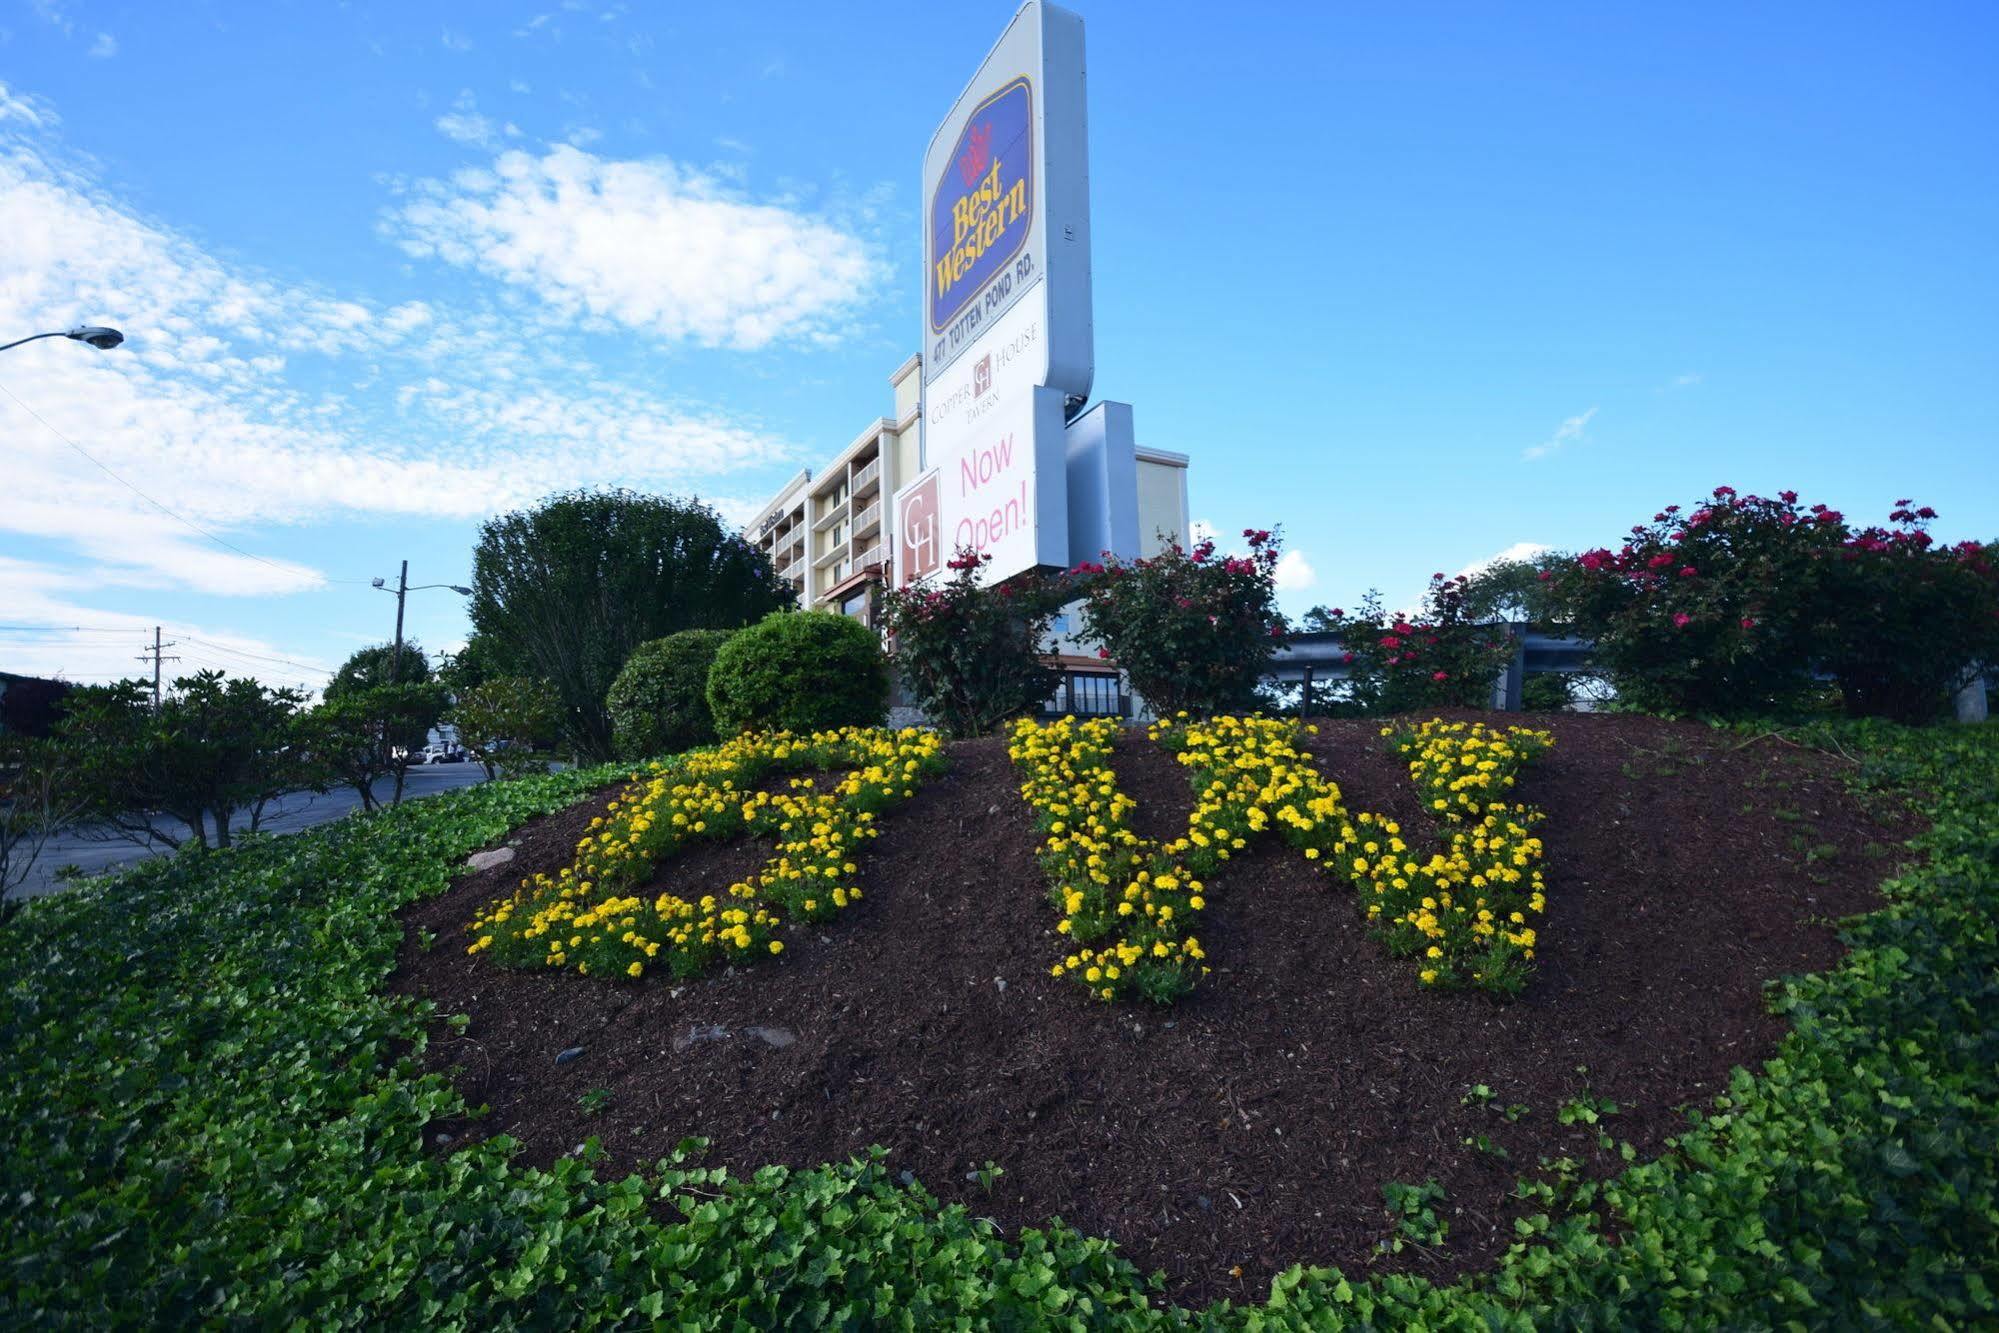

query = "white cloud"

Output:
[[1189, 518, 1217, 546], [1452, 541, 1551, 581], [1668, 371, 1702, 389], [384, 143, 884, 348], [435, 90, 497, 148], [0, 79, 57, 129], [1274, 548, 1316, 591], [86, 31, 115, 58], [440, 27, 473, 52], [1523, 406, 1597, 461], [0, 106, 801, 599], [0, 557, 334, 690]]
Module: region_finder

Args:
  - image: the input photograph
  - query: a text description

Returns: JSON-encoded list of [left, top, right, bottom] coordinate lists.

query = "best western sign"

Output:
[[896, 0, 1093, 589]]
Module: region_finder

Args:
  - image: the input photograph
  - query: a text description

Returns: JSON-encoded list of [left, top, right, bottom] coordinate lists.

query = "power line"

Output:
[[180, 635, 329, 676], [0, 377, 376, 587]]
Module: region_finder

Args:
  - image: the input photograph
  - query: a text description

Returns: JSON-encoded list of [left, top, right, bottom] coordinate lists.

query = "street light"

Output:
[[0, 325, 126, 354], [371, 562, 473, 682]]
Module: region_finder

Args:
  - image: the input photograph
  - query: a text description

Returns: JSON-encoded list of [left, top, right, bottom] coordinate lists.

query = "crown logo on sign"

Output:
[[957, 122, 993, 188]]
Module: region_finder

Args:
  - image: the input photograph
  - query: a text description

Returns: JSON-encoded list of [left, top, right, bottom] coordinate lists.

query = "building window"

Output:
[[840, 588, 870, 620], [1044, 671, 1122, 718]]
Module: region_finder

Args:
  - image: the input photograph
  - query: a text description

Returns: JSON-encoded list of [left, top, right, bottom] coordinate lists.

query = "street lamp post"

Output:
[[0, 325, 126, 354], [371, 562, 473, 683]]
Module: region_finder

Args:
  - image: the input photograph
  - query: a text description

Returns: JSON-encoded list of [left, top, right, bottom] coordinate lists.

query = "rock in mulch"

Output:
[[464, 846, 516, 874]]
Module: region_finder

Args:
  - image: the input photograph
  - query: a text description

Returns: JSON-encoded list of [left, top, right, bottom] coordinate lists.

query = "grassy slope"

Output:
[[1, 723, 1993, 1329]]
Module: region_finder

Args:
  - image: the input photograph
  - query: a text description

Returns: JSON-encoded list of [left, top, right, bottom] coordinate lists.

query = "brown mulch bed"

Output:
[[387, 711, 1911, 1307]]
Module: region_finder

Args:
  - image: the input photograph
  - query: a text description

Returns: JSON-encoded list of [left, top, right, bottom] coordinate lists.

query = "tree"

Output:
[[1075, 529, 1288, 717], [1, 734, 88, 905], [325, 642, 432, 699], [707, 612, 890, 736], [879, 549, 1061, 739], [606, 630, 734, 759], [469, 490, 794, 760], [296, 684, 447, 812], [55, 673, 311, 851], [436, 630, 519, 699], [1454, 553, 1574, 627], [451, 676, 563, 778]]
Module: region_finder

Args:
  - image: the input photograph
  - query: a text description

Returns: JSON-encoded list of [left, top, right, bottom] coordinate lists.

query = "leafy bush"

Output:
[[1520, 671, 1575, 713], [1552, 487, 1844, 716], [450, 675, 562, 777], [1553, 488, 1998, 722], [705, 611, 889, 736], [470, 489, 794, 760], [1310, 575, 1518, 716], [1, 722, 1993, 1325], [605, 629, 733, 758], [878, 548, 1061, 739], [294, 682, 448, 811], [1075, 528, 1287, 717], [53, 671, 312, 850], [1818, 506, 1999, 723]]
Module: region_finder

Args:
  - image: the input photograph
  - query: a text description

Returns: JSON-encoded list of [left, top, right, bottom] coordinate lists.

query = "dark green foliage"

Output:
[[436, 631, 520, 698], [295, 683, 448, 811], [450, 676, 562, 778], [1451, 552, 1573, 627], [1520, 672, 1574, 713], [1, 722, 1994, 1327], [53, 671, 311, 850], [878, 550, 1061, 739], [1818, 515, 1999, 723], [469, 489, 794, 761], [706, 612, 889, 736], [605, 629, 734, 758], [326, 642, 432, 698]]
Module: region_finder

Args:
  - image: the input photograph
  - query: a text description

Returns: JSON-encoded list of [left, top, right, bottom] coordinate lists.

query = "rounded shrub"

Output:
[[606, 629, 734, 759], [706, 611, 890, 736]]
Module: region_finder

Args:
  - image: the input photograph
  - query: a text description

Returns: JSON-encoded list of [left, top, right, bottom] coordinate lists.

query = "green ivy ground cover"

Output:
[[3, 725, 1994, 1328]]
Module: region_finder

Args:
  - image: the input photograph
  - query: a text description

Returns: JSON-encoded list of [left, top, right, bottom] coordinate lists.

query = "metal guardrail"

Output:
[[1266, 627, 1991, 721]]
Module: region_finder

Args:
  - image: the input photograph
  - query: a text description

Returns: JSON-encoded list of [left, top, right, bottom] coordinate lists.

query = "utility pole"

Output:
[[137, 626, 179, 709], [390, 559, 408, 685]]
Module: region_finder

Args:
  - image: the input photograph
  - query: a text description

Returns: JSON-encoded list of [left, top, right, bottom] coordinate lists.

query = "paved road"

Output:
[[6, 762, 493, 901]]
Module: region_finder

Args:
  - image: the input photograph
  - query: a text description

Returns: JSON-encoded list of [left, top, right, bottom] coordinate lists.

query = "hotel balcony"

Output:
[[851, 457, 881, 501], [852, 499, 881, 541]]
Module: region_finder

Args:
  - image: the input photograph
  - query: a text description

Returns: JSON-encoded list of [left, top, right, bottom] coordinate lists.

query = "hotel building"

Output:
[[743, 353, 1190, 718]]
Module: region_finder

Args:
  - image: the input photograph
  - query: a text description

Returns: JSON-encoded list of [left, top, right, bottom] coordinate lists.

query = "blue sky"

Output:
[[2, 0, 1993, 691]]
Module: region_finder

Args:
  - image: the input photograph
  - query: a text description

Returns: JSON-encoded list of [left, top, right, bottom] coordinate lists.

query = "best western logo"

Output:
[[929, 77, 1033, 333]]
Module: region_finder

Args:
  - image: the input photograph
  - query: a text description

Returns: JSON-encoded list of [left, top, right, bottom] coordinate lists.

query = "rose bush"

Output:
[[878, 549, 1061, 739], [1552, 487, 1997, 720], [1819, 505, 1998, 723], [1312, 575, 1518, 716], [1074, 528, 1287, 717]]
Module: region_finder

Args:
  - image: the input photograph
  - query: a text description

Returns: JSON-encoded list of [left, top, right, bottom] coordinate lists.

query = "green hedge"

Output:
[[2, 723, 1994, 1327], [606, 628, 734, 759], [706, 611, 889, 736]]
